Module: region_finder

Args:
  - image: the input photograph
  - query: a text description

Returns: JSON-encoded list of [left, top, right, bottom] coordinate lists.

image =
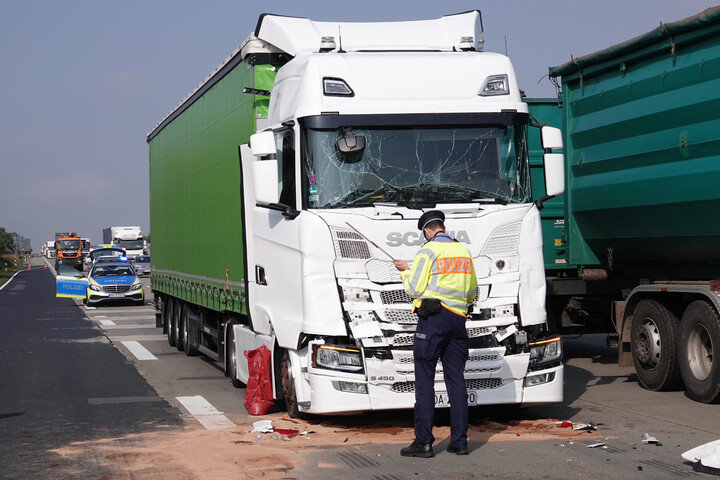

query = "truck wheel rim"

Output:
[[637, 319, 661, 367], [687, 324, 713, 381]]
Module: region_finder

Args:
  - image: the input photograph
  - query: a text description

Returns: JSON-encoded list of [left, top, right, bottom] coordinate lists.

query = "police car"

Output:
[[83, 257, 144, 306], [85, 244, 126, 269]]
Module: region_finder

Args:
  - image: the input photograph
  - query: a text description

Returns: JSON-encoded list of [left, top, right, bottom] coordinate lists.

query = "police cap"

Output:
[[417, 210, 445, 230]]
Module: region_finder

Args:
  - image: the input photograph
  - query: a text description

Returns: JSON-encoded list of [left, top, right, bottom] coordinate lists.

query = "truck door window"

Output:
[[276, 129, 296, 208]]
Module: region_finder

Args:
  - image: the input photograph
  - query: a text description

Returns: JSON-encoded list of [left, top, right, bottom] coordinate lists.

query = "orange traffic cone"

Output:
[[44, 264, 47, 270], [28, 264, 31, 270]]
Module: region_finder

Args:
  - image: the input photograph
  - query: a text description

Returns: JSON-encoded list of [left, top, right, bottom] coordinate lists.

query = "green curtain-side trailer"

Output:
[[148, 54, 277, 316]]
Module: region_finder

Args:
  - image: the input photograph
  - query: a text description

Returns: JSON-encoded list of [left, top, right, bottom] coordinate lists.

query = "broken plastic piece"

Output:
[[252, 420, 273, 433], [274, 428, 300, 438], [682, 439, 720, 469], [572, 422, 597, 431], [587, 443, 606, 448], [642, 433, 661, 445], [558, 421, 573, 428]]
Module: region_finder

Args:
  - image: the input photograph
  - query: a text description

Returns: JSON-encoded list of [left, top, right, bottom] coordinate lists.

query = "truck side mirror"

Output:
[[543, 153, 565, 197], [540, 126, 565, 197], [250, 131, 276, 157], [253, 159, 280, 205], [541, 126, 563, 151]]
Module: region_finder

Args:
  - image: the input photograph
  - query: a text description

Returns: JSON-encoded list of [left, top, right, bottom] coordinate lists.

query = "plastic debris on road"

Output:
[[642, 433, 662, 446], [252, 420, 273, 433], [572, 422, 597, 431], [682, 439, 720, 470]]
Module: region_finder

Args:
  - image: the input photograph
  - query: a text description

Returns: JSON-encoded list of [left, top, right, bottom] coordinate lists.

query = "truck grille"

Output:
[[332, 230, 371, 259], [390, 377, 504, 393], [380, 309, 418, 324], [390, 333, 415, 346], [102, 285, 131, 294], [366, 259, 401, 283], [379, 290, 412, 304]]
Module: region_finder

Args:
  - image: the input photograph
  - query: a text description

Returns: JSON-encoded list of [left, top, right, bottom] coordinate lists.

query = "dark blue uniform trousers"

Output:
[[413, 306, 469, 448]]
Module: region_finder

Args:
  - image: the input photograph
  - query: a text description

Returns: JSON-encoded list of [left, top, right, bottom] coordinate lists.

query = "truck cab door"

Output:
[[239, 130, 304, 348]]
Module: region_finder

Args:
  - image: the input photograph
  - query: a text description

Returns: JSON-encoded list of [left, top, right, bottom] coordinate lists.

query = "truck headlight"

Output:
[[313, 345, 363, 373], [528, 336, 562, 368]]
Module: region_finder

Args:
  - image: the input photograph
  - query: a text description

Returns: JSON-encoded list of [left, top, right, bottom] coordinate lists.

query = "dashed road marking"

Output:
[[99, 319, 116, 326], [121, 341, 158, 360], [176, 395, 236, 430], [102, 324, 156, 330]]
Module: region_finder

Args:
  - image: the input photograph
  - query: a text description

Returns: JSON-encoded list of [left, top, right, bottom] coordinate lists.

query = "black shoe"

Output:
[[446, 445, 469, 455], [401, 442, 435, 458]]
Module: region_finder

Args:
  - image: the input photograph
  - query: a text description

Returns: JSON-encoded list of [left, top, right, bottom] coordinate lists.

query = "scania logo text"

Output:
[[386, 230, 471, 247]]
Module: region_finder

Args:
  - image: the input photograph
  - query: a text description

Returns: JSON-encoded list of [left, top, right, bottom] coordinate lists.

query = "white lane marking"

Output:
[[101, 325, 156, 330], [121, 341, 157, 360], [99, 319, 116, 326], [0, 270, 22, 291], [107, 335, 164, 341], [176, 395, 236, 430]]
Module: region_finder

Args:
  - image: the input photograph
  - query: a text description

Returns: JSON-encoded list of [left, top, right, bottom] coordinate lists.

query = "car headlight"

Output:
[[313, 345, 363, 373], [131, 282, 142, 291], [89, 284, 102, 292], [528, 336, 562, 368]]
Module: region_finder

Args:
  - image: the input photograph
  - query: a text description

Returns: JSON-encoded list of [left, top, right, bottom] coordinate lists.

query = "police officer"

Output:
[[393, 210, 477, 458]]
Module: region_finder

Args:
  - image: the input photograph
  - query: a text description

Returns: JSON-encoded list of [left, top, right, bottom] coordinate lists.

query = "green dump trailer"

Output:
[[540, 6, 720, 403]]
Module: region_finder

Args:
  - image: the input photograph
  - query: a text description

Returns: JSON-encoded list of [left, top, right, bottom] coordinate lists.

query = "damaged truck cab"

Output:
[[149, 11, 565, 417]]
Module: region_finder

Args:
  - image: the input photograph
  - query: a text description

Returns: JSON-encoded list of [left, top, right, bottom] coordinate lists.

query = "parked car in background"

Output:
[[83, 258, 144, 306], [132, 255, 151, 277]]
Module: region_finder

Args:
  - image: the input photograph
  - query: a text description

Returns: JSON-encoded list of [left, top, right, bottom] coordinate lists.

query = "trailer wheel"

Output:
[[182, 305, 198, 356], [227, 325, 244, 388], [166, 298, 177, 347], [679, 301, 720, 403], [281, 350, 308, 419], [174, 301, 185, 352], [631, 299, 682, 391]]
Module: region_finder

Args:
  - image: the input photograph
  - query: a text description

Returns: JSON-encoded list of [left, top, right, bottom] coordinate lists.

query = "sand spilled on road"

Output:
[[50, 413, 604, 478]]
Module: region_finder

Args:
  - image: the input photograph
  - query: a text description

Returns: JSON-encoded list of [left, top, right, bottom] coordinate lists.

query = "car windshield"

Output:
[[135, 256, 150, 263], [91, 249, 124, 261], [92, 265, 135, 277], [302, 124, 531, 208], [117, 239, 144, 250]]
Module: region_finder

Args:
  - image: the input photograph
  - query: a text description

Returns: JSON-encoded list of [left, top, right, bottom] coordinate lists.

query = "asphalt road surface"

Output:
[[2, 257, 720, 479]]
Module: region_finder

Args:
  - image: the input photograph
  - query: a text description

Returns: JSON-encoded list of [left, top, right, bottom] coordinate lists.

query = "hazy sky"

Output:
[[1, 0, 713, 251]]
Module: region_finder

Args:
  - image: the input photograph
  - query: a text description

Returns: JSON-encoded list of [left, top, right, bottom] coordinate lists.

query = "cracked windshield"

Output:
[[303, 125, 531, 208]]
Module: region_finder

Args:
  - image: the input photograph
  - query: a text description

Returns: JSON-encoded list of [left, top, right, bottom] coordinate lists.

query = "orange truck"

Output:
[[54, 232, 84, 271]]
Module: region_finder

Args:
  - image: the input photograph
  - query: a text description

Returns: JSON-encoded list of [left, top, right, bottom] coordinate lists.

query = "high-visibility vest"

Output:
[[400, 240, 478, 317]]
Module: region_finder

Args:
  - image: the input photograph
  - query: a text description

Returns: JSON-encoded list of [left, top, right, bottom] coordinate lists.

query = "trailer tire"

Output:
[[182, 304, 199, 356], [281, 350, 308, 419], [679, 300, 720, 403], [631, 299, 682, 391], [166, 298, 177, 347], [174, 300, 185, 352], [227, 325, 244, 388]]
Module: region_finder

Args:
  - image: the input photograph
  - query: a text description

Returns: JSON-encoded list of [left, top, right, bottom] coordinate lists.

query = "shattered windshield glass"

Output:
[[303, 124, 531, 208]]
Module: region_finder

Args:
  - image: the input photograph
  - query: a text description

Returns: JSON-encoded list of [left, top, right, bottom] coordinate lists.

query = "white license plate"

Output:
[[109, 293, 125, 298], [435, 391, 478, 407]]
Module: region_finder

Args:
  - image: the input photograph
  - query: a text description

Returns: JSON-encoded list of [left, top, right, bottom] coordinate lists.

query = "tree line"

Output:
[[0, 227, 19, 254]]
